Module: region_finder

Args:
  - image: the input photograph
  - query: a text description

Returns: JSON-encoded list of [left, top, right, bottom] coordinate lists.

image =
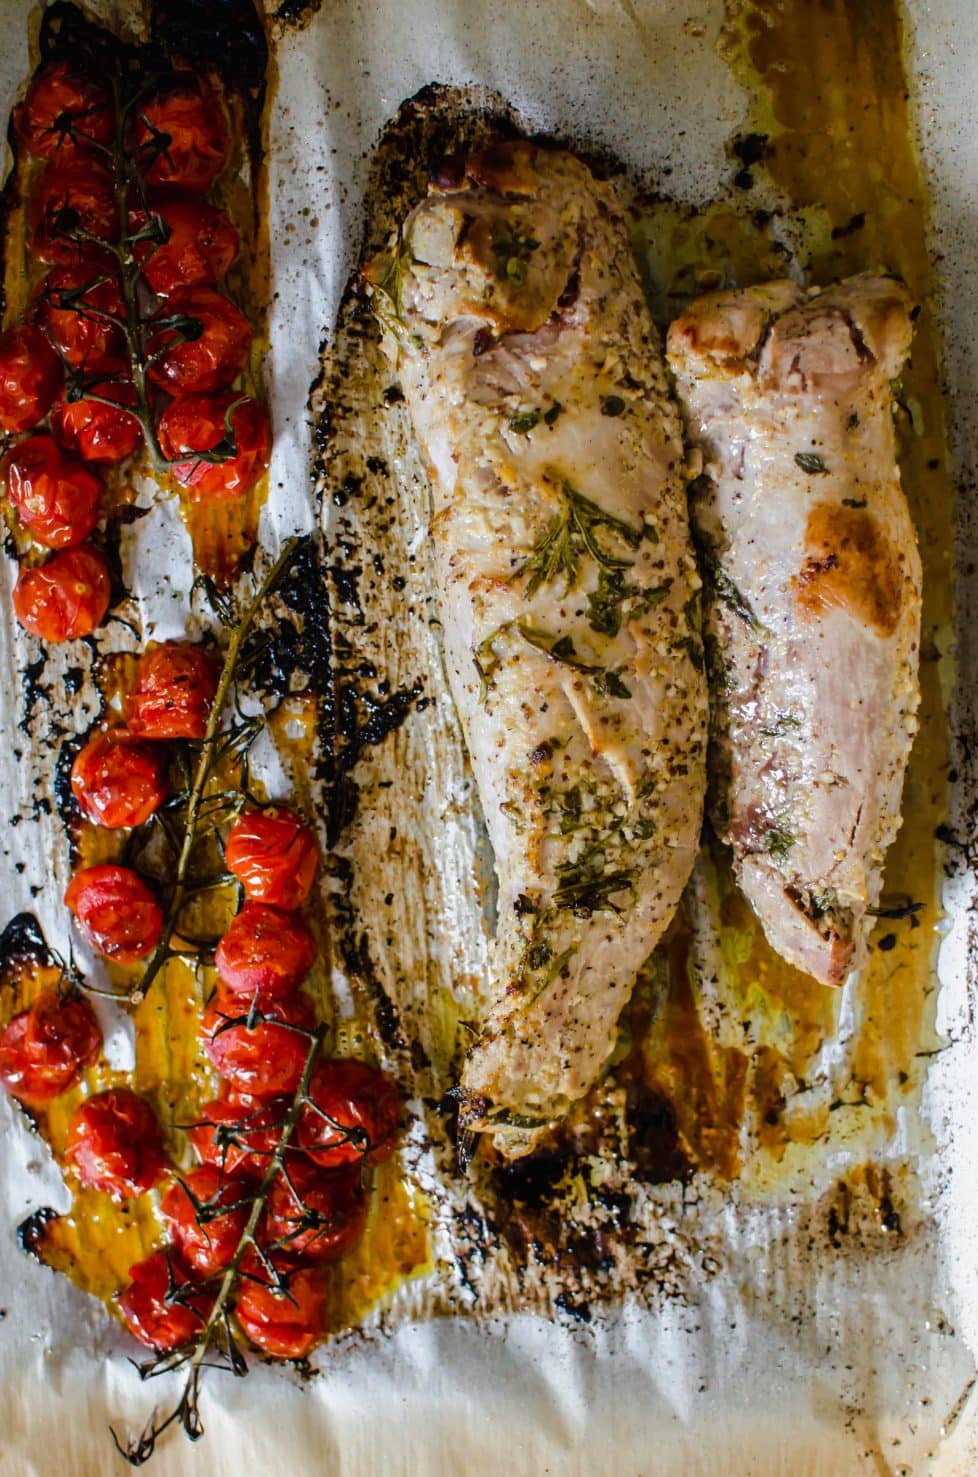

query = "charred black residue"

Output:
[[0, 913, 48, 973], [624, 1085, 693, 1186], [730, 130, 770, 189], [271, 0, 324, 28], [151, 0, 268, 160], [17, 1206, 58, 1261]]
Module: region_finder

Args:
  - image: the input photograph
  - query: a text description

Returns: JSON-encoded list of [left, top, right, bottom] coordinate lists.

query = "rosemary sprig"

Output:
[[513, 482, 644, 599]]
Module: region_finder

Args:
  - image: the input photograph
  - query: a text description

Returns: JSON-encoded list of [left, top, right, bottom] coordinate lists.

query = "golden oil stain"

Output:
[[330, 1157, 432, 1333]]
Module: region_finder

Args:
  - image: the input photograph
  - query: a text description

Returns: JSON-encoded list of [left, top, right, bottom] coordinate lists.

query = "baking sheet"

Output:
[[0, 0, 976, 1472]]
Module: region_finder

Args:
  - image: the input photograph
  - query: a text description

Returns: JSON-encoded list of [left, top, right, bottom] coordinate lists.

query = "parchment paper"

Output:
[[0, 2, 976, 1473]]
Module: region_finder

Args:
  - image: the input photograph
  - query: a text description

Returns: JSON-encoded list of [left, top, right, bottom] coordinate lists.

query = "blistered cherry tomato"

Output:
[[15, 60, 112, 161], [215, 903, 316, 1006], [297, 1059, 400, 1170], [29, 161, 116, 264], [65, 1087, 167, 1198], [134, 193, 238, 297], [0, 990, 101, 1104], [132, 80, 228, 194], [12, 544, 110, 641], [147, 287, 250, 394], [4, 434, 101, 548], [265, 1159, 365, 1264], [124, 640, 217, 741], [118, 1250, 212, 1351], [38, 258, 127, 373], [64, 864, 163, 962], [234, 1257, 328, 1359], [0, 325, 63, 432], [224, 809, 319, 910], [157, 392, 270, 501], [160, 1165, 251, 1277], [201, 993, 314, 1097], [190, 1089, 290, 1179], [51, 380, 142, 463], [70, 728, 168, 829]]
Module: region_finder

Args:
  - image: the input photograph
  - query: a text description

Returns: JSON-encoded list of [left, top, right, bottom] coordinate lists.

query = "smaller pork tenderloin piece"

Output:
[[667, 273, 922, 986]]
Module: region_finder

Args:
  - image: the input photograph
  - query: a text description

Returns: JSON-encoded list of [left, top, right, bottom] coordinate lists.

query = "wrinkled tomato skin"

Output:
[[134, 193, 238, 297], [124, 641, 218, 741], [147, 287, 250, 394], [265, 1159, 366, 1264], [190, 1089, 291, 1180], [64, 864, 164, 963], [15, 61, 112, 162], [215, 902, 316, 1005], [65, 1087, 167, 1198], [12, 544, 111, 642], [131, 81, 228, 194], [160, 1165, 252, 1277], [70, 728, 168, 829], [234, 1257, 328, 1359], [201, 994, 314, 1097], [225, 809, 319, 910], [4, 434, 102, 549], [118, 1250, 212, 1352], [38, 259, 127, 374], [0, 990, 101, 1104], [29, 161, 116, 264], [0, 325, 63, 432], [51, 380, 142, 463], [157, 392, 270, 501], [297, 1059, 400, 1170]]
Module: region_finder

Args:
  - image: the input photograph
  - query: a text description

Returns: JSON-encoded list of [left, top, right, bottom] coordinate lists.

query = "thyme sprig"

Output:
[[513, 481, 644, 599]]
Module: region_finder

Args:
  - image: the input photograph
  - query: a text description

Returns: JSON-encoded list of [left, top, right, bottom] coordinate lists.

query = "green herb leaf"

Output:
[[795, 451, 828, 474], [842, 497, 867, 509], [595, 668, 631, 700], [513, 481, 643, 598], [600, 394, 626, 417], [764, 823, 795, 861]]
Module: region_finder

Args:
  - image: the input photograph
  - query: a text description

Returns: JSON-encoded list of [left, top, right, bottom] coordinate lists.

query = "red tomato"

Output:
[[160, 1165, 252, 1278], [190, 1089, 290, 1179], [147, 287, 250, 395], [4, 434, 101, 548], [38, 258, 127, 373], [70, 728, 168, 829], [0, 990, 101, 1104], [0, 325, 63, 432], [65, 1087, 167, 1198], [15, 60, 113, 161], [12, 544, 111, 641], [157, 392, 270, 501], [201, 993, 315, 1097], [29, 161, 116, 264], [224, 809, 319, 909], [51, 380, 142, 463], [234, 1257, 328, 1359], [214, 903, 316, 1005], [133, 193, 239, 297], [297, 1059, 400, 1170], [118, 1249, 212, 1351], [131, 80, 228, 194], [64, 864, 163, 962], [124, 640, 218, 741], [265, 1159, 365, 1263]]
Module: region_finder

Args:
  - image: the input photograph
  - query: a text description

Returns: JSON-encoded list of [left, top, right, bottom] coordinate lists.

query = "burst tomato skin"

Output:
[[214, 903, 316, 1005], [4, 434, 101, 549], [65, 1087, 167, 1198], [70, 728, 168, 829], [12, 544, 111, 641], [0, 325, 63, 432], [125, 641, 218, 740], [0, 990, 101, 1104], [225, 809, 319, 910], [132, 80, 229, 194], [38, 258, 127, 373], [265, 1158, 365, 1264], [201, 994, 315, 1098], [134, 193, 238, 297], [157, 392, 270, 501], [64, 864, 164, 963], [15, 60, 113, 161], [51, 380, 142, 462], [147, 287, 250, 395], [234, 1257, 328, 1359], [297, 1059, 400, 1170], [160, 1165, 252, 1278], [119, 1249, 212, 1351], [29, 161, 116, 264]]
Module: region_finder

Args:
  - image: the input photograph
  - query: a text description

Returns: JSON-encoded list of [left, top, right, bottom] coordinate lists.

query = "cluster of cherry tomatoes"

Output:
[[1, 58, 271, 645]]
